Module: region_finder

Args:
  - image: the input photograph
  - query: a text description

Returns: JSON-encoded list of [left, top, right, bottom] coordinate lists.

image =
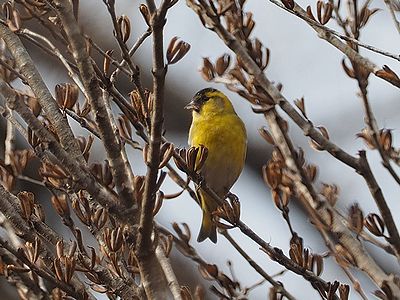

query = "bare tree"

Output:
[[0, 0, 399, 299]]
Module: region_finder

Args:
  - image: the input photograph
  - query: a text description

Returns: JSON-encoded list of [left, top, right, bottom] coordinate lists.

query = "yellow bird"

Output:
[[185, 88, 247, 243]]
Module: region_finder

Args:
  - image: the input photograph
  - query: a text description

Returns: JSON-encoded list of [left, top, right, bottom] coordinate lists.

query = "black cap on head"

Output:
[[185, 87, 218, 112]]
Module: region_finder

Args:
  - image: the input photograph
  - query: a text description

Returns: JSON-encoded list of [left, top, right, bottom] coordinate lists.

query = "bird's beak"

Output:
[[184, 101, 200, 112]]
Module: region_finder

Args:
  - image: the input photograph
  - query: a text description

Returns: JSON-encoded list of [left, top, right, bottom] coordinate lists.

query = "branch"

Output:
[[155, 245, 183, 300], [137, 0, 167, 257], [51, 0, 136, 209], [221, 231, 296, 300], [135, 1, 172, 299], [267, 0, 400, 88], [358, 151, 400, 258], [0, 22, 83, 162]]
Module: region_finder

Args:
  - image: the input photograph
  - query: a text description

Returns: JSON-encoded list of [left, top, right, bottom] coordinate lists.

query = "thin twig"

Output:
[[268, 0, 400, 87], [20, 28, 86, 96], [221, 230, 296, 300], [110, 28, 152, 83], [384, 0, 400, 35]]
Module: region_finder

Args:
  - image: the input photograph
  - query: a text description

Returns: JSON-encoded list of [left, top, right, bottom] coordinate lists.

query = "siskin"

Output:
[[185, 88, 247, 243]]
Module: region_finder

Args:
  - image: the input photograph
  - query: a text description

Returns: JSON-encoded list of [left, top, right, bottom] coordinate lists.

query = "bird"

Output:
[[185, 88, 247, 243]]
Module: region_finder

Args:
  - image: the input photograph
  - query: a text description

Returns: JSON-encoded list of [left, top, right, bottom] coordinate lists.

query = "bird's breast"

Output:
[[189, 114, 247, 196]]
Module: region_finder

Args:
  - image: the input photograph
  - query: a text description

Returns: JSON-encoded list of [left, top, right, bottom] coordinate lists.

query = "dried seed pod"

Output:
[[166, 37, 191, 65], [92, 207, 107, 229], [320, 183, 339, 207], [339, 284, 350, 300], [17, 191, 35, 220], [327, 281, 340, 299], [289, 235, 304, 266], [103, 49, 114, 75], [359, 7, 380, 28], [200, 57, 215, 81], [348, 203, 363, 235], [316, 1, 333, 25], [306, 5, 317, 21], [262, 161, 282, 190], [213, 196, 240, 226], [56, 240, 64, 259], [72, 197, 90, 226], [26, 95, 42, 117], [27, 127, 40, 148], [357, 127, 375, 149], [117, 15, 131, 43], [55, 83, 79, 110], [172, 222, 191, 244], [139, 4, 150, 27], [309, 126, 330, 151], [68, 241, 77, 258], [34, 203, 46, 222], [3, 2, 21, 32], [75, 228, 85, 253], [64, 256, 76, 283], [117, 115, 132, 142], [215, 54, 231, 76], [153, 191, 164, 216], [258, 127, 275, 145], [195, 145, 208, 173], [186, 146, 199, 173], [159, 233, 173, 257], [294, 97, 306, 118], [376, 65, 400, 87], [229, 66, 247, 88], [281, 0, 294, 10], [304, 164, 318, 182], [7, 265, 30, 273], [9, 149, 35, 175], [159, 142, 175, 169], [242, 11, 255, 38], [312, 254, 324, 276], [76, 135, 94, 162], [380, 129, 392, 152], [229, 193, 241, 222], [53, 258, 64, 281], [51, 194, 70, 218], [364, 213, 385, 237], [342, 59, 356, 79], [90, 161, 114, 188], [133, 175, 146, 204]]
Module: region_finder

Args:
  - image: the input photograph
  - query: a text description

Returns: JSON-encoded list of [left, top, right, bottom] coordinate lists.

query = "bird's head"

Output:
[[185, 88, 235, 117]]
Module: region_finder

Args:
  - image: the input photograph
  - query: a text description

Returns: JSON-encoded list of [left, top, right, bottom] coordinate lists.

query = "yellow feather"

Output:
[[187, 89, 247, 243]]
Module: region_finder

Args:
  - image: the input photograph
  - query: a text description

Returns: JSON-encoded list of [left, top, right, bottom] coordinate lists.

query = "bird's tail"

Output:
[[197, 192, 218, 243]]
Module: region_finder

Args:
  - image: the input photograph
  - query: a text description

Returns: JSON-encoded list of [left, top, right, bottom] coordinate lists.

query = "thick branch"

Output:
[[137, 1, 167, 256], [51, 0, 136, 209], [0, 22, 83, 162]]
